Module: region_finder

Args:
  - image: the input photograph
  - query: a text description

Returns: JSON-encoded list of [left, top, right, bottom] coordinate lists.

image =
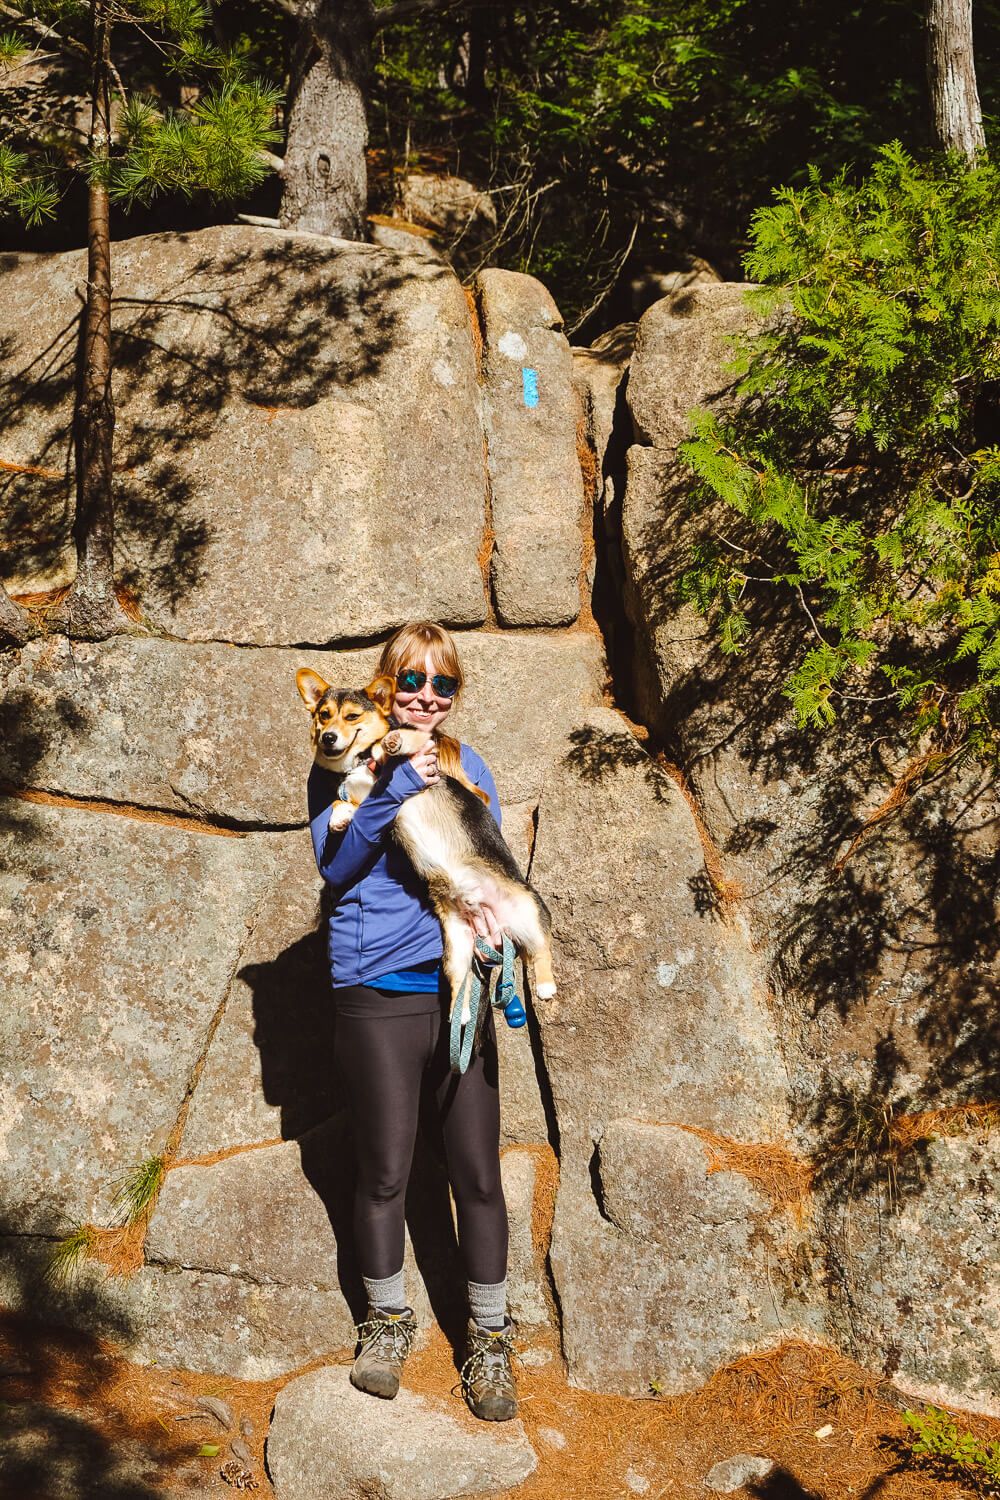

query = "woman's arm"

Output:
[[307, 759, 426, 896]]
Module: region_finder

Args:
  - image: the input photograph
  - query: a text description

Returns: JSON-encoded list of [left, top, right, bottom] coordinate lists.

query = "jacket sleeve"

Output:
[[307, 759, 426, 896]]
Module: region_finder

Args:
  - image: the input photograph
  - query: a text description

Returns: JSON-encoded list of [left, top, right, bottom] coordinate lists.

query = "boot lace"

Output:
[[460, 1324, 517, 1398], [355, 1311, 416, 1366]]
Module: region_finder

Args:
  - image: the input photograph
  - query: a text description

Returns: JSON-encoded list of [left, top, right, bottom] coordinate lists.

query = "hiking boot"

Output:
[[460, 1316, 519, 1421], [350, 1305, 417, 1399]]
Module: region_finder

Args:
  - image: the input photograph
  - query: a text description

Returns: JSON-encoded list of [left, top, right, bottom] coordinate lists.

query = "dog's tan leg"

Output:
[[509, 890, 557, 1000], [437, 902, 477, 1025], [531, 942, 557, 1000]]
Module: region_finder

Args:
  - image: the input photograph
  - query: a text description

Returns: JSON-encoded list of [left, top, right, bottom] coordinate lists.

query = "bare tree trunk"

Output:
[[66, 0, 125, 636], [926, 0, 986, 159], [279, 0, 373, 239]]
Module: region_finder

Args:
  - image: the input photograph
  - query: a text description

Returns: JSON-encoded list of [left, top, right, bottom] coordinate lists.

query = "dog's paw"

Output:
[[328, 801, 355, 832], [535, 981, 557, 1000]]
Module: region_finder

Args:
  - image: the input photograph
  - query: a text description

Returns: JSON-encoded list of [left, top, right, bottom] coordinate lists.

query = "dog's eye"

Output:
[[343, 713, 360, 722]]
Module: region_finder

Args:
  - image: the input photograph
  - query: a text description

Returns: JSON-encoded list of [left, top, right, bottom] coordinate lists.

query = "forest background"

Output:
[[5, 0, 999, 330]]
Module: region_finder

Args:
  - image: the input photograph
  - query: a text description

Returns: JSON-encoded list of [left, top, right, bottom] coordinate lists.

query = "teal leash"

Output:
[[449, 934, 524, 1075]]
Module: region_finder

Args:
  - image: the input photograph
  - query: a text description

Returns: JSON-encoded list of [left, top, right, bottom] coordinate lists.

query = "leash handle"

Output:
[[449, 970, 478, 1074], [449, 935, 527, 1075], [476, 936, 527, 1028]]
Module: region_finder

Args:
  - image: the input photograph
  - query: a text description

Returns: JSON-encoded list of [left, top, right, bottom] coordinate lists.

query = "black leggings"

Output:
[[334, 995, 508, 1285]]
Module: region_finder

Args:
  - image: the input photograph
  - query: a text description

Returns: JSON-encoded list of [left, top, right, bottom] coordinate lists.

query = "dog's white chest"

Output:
[[395, 792, 464, 877]]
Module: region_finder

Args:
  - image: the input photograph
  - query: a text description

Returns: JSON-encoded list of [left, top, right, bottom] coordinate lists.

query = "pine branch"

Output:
[[0, 1, 88, 58]]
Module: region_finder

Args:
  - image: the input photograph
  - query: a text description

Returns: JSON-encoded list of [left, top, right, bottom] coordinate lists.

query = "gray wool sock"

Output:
[[468, 1278, 508, 1330], [363, 1267, 407, 1313]]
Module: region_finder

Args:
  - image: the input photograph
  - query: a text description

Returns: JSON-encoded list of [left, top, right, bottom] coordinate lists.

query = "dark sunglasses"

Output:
[[396, 668, 460, 699]]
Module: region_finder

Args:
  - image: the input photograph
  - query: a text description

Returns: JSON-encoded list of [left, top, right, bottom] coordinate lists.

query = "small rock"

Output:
[[538, 1427, 566, 1450], [518, 1346, 553, 1367], [197, 1394, 234, 1430], [266, 1365, 537, 1499], [230, 1437, 254, 1465], [705, 1455, 775, 1493], [240, 1416, 254, 1438], [625, 1467, 651, 1493]]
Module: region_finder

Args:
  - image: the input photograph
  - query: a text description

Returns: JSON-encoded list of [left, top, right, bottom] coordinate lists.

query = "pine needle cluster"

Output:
[[680, 144, 1000, 762], [0, 0, 281, 219]]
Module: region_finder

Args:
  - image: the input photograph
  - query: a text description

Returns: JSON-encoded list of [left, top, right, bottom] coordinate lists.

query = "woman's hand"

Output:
[[470, 900, 505, 950], [408, 740, 440, 786]]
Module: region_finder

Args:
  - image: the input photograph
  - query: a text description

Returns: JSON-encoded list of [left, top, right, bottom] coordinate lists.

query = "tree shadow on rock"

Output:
[[1, 230, 430, 622], [0, 1231, 192, 1499], [0, 681, 92, 858], [563, 721, 672, 805], [624, 449, 1000, 1209], [108, 236, 426, 621]]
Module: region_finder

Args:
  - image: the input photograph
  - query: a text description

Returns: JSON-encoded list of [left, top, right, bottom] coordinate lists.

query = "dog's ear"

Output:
[[364, 673, 396, 714], [296, 668, 329, 711]]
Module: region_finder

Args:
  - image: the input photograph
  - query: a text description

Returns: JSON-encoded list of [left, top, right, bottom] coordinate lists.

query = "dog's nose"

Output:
[[321, 731, 337, 752]]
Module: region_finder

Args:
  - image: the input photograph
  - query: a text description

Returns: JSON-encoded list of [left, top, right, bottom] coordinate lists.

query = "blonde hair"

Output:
[[376, 622, 488, 803], [376, 621, 464, 696]]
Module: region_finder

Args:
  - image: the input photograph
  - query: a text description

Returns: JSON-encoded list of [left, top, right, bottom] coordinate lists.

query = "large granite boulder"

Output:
[[266, 1365, 537, 1500], [0, 796, 277, 1236], [824, 1135, 1000, 1417], [402, 173, 497, 246], [0, 629, 604, 824], [0, 225, 488, 640], [528, 708, 815, 1393], [474, 269, 585, 626], [593, 1121, 803, 1388], [619, 282, 1000, 1410]]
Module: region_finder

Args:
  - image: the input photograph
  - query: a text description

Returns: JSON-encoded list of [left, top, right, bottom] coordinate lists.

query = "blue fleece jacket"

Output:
[[307, 745, 501, 987]]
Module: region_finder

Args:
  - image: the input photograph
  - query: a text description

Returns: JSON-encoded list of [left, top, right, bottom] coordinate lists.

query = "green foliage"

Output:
[[371, 0, 999, 322], [679, 145, 1000, 760], [108, 78, 282, 206], [0, 0, 282, 225], [0, 28, 26, 65], [0, 142, 59, 225], [903, 1406, 1000, 1493], [45, 1225, 96, 1284], [110, 1154, 165, 1226]]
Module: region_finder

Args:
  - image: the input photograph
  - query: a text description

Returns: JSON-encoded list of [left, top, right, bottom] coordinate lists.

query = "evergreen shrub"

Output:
[[680, 144, 1000, 762]]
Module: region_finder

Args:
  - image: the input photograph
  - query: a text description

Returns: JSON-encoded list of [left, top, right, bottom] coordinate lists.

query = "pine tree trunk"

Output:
[[66, 0, 124, 636], [926, 0, 986, 159], [279, 0, 373, 239]]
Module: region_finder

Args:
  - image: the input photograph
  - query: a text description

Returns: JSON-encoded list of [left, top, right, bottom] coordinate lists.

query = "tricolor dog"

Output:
[[296, 669, 557, 1023]]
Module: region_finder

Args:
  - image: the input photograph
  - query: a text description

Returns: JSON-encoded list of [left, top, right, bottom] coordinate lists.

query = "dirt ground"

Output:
[[0, 1310, 993, 1500]]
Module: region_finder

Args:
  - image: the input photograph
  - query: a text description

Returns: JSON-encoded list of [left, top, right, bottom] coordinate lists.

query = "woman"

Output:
[[307, 621, 518, 1422]]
